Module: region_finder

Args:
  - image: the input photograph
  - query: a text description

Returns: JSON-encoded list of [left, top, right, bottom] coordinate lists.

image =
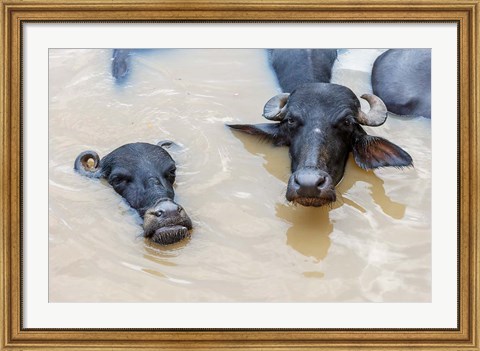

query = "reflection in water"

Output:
[[229, 128, 291, 183], [338, 158, 407, 220], [143, 239, 186, 264], [276, 203, 332, 261], [49, 49, 431, 302]]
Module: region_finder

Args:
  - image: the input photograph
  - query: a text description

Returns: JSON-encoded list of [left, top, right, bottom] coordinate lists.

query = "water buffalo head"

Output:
[[74, 142, 192, 245], [228, 83, 413, 207]]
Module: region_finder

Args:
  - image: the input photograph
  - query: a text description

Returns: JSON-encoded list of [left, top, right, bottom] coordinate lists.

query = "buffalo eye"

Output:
[[166, 167, 176, 183], [337, 115, 355, 130], [286, 116, 300, 129], [149, 177, 161, 185], [109, 174, 131, 188]]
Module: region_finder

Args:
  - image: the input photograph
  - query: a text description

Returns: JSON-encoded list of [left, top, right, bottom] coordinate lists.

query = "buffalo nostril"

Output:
[[153, 201, 183, 217], [316, 175, 327, 188], [293, 175, 302, 189]]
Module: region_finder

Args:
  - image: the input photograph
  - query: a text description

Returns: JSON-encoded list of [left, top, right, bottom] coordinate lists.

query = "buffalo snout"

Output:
[[287, 168, 336, 207], [143, 199, 193, 245]]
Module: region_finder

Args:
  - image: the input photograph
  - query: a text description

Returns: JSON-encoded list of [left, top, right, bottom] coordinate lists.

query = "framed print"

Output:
[[1, 0, 478, 350]]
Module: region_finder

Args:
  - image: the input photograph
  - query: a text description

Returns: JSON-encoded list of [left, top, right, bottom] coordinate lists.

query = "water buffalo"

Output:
[[228, 49, 413, 207], [74, 142, 192, 245], [372, 49, 431, 118]]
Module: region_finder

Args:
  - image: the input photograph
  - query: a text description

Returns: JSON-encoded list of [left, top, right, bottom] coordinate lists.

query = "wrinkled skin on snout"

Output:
[[228, 83, 413, 207], [74, 142, 192, 245]]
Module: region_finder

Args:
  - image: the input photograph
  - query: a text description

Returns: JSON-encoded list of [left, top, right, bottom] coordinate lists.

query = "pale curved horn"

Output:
[[74, 150, 102, 178], [262, 93, 290, 121], [355, 94, 388, 126]]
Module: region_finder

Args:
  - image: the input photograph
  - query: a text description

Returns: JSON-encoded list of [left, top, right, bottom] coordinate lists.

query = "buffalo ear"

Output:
[[352, 134, 413, 170], [227, 123, 288, 146]]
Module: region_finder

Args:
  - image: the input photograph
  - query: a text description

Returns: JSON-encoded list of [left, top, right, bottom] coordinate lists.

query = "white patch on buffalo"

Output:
[[313, 128, 322, 134]]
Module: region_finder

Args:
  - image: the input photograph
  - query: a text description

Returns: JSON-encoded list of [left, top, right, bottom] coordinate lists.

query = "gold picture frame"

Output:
[[1, 0, 478, 350]]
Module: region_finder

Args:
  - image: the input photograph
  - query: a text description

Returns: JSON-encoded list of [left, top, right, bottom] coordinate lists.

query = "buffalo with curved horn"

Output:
[[75, 142, 192, 245], [228, 49, 412, 207]]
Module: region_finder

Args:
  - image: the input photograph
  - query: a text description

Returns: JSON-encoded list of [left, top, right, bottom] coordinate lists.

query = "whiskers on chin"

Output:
[[283, 191, 339, 209]]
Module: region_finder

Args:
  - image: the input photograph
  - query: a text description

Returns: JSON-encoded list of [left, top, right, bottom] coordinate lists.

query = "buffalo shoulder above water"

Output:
[[372, 49, 431, 118]]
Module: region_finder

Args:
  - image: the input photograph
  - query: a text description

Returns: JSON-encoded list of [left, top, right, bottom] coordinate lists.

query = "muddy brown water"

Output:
[[49, 49, 431, 302]]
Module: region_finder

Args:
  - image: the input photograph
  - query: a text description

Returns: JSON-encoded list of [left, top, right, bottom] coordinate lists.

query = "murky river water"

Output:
[[49, 49, 431, 302]]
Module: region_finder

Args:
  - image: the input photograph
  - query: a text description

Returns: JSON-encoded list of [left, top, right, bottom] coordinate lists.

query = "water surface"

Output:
[[49, 49, 431, 302]]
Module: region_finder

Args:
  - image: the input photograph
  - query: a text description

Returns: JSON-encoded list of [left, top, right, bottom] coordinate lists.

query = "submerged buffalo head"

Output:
[[229, 83, 413, 207], [74, 142, 192, 245]]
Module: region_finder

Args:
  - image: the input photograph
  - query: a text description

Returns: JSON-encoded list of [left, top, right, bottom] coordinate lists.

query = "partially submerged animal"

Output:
[[74, 142, 192, 245], [228, 49, 413, 207], [372, 49, 431, 118]]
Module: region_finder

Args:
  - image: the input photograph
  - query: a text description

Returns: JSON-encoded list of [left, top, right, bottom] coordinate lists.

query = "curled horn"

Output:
[[74, 150, 102, 178], [157, 140, 181, 151], [355, 94, 388, 126], [263, 93, 290, 121]]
